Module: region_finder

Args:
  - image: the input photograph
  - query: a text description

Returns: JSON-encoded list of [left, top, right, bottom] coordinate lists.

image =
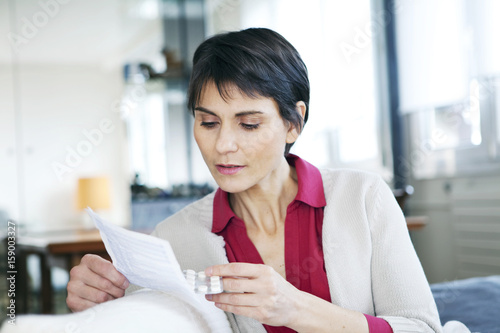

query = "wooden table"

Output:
[[16, 229, 108, 314]]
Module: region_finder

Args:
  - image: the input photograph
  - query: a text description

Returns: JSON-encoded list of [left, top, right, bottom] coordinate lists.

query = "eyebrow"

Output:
[[194, 106, 264, 117]]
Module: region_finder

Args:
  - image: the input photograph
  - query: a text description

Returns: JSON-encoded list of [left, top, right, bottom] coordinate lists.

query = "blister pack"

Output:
[[183, 269, 223, 294]]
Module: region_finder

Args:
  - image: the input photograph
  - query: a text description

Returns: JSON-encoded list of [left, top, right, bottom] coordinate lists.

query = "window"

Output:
[[397, 0, 500, 178], [125, 81, 169, 188]]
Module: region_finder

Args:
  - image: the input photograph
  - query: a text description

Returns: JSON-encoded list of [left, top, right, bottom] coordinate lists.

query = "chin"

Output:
[[208, 167, 250, 193], [213, 176, 251, 194]]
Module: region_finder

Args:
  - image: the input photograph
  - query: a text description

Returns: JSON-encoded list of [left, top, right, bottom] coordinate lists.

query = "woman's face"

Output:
[[193, 82, 298, 193]]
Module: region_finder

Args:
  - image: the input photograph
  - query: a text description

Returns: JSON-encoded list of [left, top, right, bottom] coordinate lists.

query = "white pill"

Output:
[[197, 271, 206, 280], [210, 285, 222, 293], [198, 285, 208, 293], [186, 269, 196, 276]]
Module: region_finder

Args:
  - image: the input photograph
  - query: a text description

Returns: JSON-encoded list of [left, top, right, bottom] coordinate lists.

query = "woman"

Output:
[[67, 28, 442, 332]]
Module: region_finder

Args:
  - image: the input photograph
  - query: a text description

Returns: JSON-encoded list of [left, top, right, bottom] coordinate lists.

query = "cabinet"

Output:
[[408, 175, 500, 283]]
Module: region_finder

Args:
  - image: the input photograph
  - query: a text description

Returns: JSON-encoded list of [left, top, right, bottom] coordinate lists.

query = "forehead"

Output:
[[199, 81, 251, 102], [198, 81, 278, 112]]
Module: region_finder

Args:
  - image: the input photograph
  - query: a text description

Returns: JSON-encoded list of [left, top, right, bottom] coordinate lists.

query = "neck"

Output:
[[229, 158, 298, 235]]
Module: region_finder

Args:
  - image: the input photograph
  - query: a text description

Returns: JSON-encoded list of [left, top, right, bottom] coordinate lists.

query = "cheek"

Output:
[[240, 130, 272, 154], [249, 121, 288, 150], [256, 128, 275, 145], [193, 128, 201, 147], [241, 130, 286, 159], [194, 128, 210, 155]]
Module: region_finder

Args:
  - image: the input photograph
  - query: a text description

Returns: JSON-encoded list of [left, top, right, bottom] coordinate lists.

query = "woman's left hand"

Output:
[[204, 262, 302, 327]]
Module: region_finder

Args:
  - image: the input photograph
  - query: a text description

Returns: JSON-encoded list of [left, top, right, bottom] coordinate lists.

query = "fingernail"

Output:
[[205, 267, 213, 276], [122, 280, 129, 289], [205, 294, 213, 301]]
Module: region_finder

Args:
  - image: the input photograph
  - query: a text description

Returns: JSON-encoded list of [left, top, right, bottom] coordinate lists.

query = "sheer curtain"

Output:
[[396, 0, 500, 178]]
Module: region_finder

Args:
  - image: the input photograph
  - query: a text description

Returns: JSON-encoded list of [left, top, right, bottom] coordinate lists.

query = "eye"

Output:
[[200, 122, 218, 128], [241, 123, 260, 130]]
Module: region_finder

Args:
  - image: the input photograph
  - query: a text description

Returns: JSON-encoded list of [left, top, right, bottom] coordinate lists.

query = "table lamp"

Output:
[[76, 177, 111, 228]]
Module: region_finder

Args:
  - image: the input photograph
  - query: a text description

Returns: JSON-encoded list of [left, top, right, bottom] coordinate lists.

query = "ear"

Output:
[[286, 101, 307, 144]]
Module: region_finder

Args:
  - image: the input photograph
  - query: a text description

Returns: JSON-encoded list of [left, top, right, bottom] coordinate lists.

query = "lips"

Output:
[[215, 164, 245, 175]]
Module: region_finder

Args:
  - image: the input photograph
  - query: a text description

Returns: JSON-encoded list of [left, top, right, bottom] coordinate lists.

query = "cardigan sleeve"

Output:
[[367, 177, 443, 333]]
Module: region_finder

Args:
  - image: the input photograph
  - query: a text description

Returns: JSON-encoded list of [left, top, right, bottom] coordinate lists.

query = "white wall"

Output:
[[0, 61, 18, 226], [0, 64, 131, 228], [0, 0, 164, 229]]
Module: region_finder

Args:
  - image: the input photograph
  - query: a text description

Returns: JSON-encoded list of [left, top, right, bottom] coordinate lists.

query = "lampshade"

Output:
[[76, 177, 111, 210]]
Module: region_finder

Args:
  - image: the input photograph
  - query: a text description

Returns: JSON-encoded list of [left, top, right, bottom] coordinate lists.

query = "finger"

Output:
[[206, 263, 270, 278], [74, 266, 126, 299], [67, 279, 116, 308], [80, 284, 117, 304], [213, 302, 255, 317], [215, 302, 280, 326], [66, 293, 98, 312], [207, 291, 263, 307], [82, 254, 129, 289], [221, 277, 256, 293]]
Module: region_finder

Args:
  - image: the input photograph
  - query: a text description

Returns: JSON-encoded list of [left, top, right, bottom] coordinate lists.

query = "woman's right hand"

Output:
[[66, 254, 129, 312]]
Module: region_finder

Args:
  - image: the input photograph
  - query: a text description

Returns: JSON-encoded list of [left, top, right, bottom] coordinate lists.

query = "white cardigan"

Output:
[[149, 168, 443, 333]]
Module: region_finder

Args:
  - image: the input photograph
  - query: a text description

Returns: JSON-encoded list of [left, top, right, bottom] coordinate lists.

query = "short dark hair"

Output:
[[187, 28, 310, 155]]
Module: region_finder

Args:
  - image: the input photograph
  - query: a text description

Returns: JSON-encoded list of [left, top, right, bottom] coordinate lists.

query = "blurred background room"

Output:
[[0, 0, 499, 324]]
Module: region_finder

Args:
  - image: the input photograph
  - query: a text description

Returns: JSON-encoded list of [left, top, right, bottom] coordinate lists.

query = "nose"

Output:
[[215, 125, 238, 154]]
